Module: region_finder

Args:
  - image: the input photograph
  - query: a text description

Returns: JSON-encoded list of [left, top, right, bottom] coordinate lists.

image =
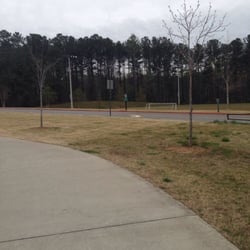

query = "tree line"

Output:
[[0, 29, 249, 107]]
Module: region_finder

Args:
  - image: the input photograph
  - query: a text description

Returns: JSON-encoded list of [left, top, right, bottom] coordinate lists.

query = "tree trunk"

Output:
[[188, 33, 193, 147], [0, 97, 6, 107], [226, 80, 230, 107], [40, 86, 43, 128], [0, 89, 8, 107], [2, 100, 6, 107], [189, 70, 193, 146]]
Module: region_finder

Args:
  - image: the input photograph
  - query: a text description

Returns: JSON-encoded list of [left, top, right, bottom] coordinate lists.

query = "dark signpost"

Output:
[[216, 98, 220, 112], [124, 93, 128, 111]]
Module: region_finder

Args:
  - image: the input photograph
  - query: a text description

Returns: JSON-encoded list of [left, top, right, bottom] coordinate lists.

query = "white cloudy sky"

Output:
[[0, 0, 249, 41]]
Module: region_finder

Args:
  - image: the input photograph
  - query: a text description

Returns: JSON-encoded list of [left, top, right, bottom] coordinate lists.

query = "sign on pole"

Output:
[[107, 80, 114, 90]]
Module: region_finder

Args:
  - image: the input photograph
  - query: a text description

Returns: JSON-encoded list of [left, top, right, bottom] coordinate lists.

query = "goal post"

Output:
[[145, 103, 177, 110]]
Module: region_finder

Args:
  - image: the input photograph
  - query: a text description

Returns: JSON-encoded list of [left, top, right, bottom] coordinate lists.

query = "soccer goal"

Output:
[[145, 103, 177, 110]]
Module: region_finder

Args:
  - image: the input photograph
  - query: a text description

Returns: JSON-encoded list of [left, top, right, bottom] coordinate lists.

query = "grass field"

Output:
[[51, 101, 250, 112], [0, 112, 249, 249]]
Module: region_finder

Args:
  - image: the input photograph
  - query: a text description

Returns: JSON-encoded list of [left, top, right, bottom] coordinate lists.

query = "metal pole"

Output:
[[68, 57, 73, 109], [109, 89, 112, 116], [216, 98, 220, 112], [177, 74, 180, 106]]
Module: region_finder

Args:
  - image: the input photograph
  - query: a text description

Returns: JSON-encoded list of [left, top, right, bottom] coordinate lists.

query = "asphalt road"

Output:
[[0, 108, 232, 122]]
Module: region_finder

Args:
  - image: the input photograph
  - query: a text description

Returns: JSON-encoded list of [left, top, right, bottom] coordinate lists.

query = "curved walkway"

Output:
[[0, 137, 237, 250]]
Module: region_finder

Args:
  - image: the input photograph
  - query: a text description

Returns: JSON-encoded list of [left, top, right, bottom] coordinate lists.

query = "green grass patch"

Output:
[[210, 130, 230, 137], [200, 141, 219, 149], [178, 135, 198, 146], [80, 149, 100, 154], [147, 151, 160, 156], [213, 120, 228, 124], [212, 147, 233, 157], [221, 137, 230, 142], [120, 132, 129, 136], [137, 161, 146, 166], [163, 177, 172, 183]]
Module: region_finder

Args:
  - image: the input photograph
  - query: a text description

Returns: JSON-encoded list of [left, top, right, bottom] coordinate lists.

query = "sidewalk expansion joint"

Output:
[[0, 214, 196, 244]]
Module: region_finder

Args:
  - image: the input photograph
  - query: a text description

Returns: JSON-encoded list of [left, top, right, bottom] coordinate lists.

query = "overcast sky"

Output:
[[0, 0, 249, 42]]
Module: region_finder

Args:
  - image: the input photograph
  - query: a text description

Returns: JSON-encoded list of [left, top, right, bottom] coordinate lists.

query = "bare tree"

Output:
[[163, 0, 227, 146], [28, 35, 59, 128], [223, 59, 231, 107], [32, 57, 58, 127]]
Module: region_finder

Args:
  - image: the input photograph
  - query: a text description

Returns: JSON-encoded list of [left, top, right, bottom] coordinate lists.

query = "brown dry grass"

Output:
[[0, 111, 249, 249]]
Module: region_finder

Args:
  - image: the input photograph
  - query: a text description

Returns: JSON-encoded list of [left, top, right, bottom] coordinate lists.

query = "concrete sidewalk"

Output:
[[0, 137, 238, 249]]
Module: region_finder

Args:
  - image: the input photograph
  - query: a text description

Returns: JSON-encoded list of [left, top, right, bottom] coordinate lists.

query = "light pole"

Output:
[[107, 80, 114, 116], [68, 56, 74, 109]]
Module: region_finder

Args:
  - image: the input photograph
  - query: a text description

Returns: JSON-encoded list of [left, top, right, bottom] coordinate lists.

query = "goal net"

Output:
[[145, 103, 177, 110]]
